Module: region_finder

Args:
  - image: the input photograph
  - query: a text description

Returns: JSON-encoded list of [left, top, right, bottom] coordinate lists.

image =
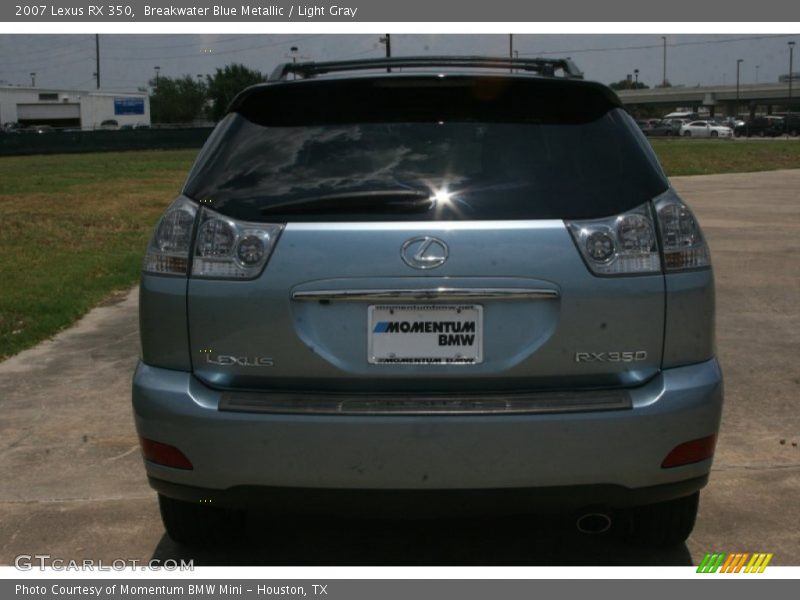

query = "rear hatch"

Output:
[[182, 75, 669, 392]]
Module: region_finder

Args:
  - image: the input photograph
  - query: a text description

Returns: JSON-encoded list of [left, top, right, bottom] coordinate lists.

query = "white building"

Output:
[[0, 86, 150, 130]]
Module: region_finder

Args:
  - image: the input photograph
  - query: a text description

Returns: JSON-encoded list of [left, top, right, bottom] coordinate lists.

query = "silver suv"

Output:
[[133, 57, 722, 548]]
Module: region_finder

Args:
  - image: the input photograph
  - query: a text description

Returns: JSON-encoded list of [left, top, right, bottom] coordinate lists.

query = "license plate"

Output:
[[368, 305, 483, 365]]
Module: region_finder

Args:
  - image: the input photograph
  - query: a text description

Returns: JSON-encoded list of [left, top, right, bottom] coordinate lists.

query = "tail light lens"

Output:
[[654, 189, 711, 271], [566, 203, 660, 275], [567, 192, 711, 277], [192, 207, 283, 279], [142, 196, 197, 276]]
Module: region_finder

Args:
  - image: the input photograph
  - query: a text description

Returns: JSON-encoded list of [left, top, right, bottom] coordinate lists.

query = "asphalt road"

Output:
[[1, 170, 799, 566]]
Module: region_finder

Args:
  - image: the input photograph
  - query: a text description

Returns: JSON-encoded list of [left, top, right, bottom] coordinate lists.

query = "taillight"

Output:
[[192, 207, 283, 279], [566, 202, 660, 276], [566, 192, 711, 277], [143, 199, 282, 280], [653, 189, 711, 271], [142, 196, 197, 276]]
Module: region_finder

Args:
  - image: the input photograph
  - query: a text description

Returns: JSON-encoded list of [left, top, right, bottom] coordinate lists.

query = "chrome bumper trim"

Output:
[[219, 389, 631, 416], [291, 288, 559, 302]]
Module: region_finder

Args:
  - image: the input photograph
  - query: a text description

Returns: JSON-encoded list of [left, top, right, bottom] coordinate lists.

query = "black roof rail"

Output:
[[269, 56, 584, 82]]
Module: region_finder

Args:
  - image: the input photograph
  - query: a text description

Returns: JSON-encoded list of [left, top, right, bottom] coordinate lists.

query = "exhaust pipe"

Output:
[[575, 511, 612, 535]]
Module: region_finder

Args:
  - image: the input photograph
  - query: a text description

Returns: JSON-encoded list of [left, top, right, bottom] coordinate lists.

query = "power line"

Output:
[[337, 46, 383, 60], [1, 51, 96, 73], [0, 36, 94, 63], [518, 34, 798, 57], [0, 34, 261, 66], [102, 34, 325, 62], [103, 34, 268, 52], [0, 41, 94, 66]]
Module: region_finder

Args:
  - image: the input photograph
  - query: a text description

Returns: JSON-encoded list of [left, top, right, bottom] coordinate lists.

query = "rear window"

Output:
[[184, 76, 668, 221]]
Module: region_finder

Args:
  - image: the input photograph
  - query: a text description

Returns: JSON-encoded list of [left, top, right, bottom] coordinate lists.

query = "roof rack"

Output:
[[269, 56, 584, 82]]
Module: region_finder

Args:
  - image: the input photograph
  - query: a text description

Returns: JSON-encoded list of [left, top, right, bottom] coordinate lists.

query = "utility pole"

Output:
[[789, 41, 796, 111], [509, 34, 513, 72], [285, 47, 310, 79], [736, 59, 743, 119], [634, 68, 639, 86], [95, 34, 100, 89], [30, 72, 35, 87], [379, 35, 391, 72], [661, 36, 667, 87], [154, 66, 160, 90]]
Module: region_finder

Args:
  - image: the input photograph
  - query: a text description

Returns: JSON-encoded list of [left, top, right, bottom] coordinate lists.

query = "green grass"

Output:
[[0, 150, 198, 359], [651, 139, 800, 176], [1, 141, 799, 359]]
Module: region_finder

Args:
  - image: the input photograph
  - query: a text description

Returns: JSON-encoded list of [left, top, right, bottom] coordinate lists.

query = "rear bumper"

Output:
[[148, 475, 708, 516], [132, 359, 722, 507]]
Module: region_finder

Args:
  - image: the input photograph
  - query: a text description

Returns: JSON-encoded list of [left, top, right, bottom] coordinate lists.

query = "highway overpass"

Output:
[[616, 83, 798, 118]]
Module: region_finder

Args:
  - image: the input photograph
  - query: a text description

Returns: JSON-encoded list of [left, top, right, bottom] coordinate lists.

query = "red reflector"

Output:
[[139, 437, 193, 470], [661, 434, 716, 468]]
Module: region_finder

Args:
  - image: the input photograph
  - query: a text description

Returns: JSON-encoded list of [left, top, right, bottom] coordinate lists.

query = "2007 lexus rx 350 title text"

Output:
[[132, 56, 722, 548]]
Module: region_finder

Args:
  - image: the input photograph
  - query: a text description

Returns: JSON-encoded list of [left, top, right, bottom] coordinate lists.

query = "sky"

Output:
[[0, 33, 797, 92]]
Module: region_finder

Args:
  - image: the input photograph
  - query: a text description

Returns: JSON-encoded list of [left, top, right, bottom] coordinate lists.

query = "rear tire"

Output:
[[624, 492, 699, 548], [158, 494, 245, 546], [683, 131, 691, 137]]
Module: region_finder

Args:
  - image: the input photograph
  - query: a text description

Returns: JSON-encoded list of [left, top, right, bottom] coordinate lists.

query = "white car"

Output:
[[680, 120, 733, 138]]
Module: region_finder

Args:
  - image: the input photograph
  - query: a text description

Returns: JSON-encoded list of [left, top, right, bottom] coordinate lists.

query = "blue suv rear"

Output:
[[133, 57, 722, 548]]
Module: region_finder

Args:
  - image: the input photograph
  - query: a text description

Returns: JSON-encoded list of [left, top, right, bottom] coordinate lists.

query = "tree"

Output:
[[609, 79, 650, 91], [206, 64, 265, 121], [149, 75, 207, 124]]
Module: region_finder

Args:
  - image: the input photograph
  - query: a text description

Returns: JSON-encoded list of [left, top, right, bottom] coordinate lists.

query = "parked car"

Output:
[[645, 118, 686, 137], [734, 116, 784, 137], [134, 56, 722, 548], [785, 114, 800, 136], [663, 111, 699, 120], [636, 118, 662, 134], [743, 114, 800, 137], [23, 124, 54, 134], [718, 117, 745, 129], [680, 120, 733, 137], [636, 120, 650, 132]]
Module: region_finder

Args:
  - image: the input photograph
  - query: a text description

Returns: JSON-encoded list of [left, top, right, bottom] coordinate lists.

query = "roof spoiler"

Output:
[[269, 56, 584, 82]]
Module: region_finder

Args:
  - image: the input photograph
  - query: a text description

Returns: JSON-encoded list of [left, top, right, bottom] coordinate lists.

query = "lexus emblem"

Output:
[[401, 236, 448, 270]]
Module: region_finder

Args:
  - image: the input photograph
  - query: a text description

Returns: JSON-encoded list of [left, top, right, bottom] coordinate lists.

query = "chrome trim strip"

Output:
[[292, 288, 559, 302], [220, 390, 631, 416]]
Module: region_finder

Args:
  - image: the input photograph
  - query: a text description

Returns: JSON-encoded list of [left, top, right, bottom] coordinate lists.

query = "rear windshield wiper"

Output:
[[260, 190, 435, 215]]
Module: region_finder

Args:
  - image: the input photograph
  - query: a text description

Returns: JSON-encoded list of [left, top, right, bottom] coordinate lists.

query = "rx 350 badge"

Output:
[[575, 351, 648, 363]]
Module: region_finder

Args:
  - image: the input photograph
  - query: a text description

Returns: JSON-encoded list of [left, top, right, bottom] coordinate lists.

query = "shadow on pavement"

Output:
[[151, 513, 693, 566]]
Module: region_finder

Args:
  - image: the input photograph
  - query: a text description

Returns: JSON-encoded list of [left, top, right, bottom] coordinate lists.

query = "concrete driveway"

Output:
[[1, 170, 798, 566]]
